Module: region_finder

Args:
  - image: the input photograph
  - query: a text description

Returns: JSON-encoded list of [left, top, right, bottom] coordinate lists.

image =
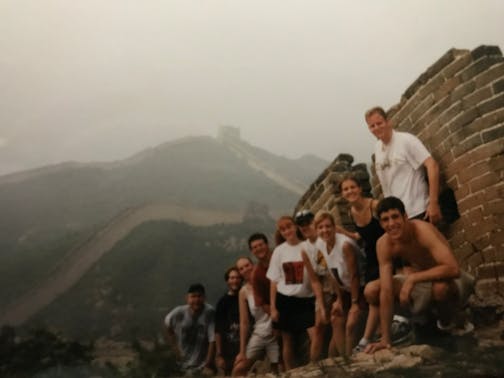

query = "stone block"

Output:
[[482, 124, 504, 144], [452, 133, 483, 158], [478, 92, 504, 116], [447, 107, 480, 133], [471, 45, 503, 61], [475, 62, 504, 88], [457, 161, 489, 185], [460, 55, 504, 82], [439, 101, 465, 128], [442, 51, 472, 78], [488, 152, 504, 172], [462, 86, 493, 109], [457, 190, 486, 211], [434, 76, 461, 101], [454, 241, 476, 263], [471, 107, 504, 131], [451, 81, 475, 104], [469, 172, 500, 193], [493, 78, 504, 94], [467, 252, 483, 268], [469, 138, 504, 161], [416, 76, 445, 104]]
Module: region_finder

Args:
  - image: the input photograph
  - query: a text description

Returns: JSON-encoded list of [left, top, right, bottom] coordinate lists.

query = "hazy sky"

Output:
[[1, 1, 503, 175]]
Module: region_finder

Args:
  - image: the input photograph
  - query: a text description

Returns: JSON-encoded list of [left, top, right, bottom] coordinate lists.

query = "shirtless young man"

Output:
[[365, 197, 473, 353]]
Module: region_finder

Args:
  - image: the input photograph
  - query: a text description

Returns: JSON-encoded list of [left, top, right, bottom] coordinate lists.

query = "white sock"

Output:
[[358, 337, 369, 346]]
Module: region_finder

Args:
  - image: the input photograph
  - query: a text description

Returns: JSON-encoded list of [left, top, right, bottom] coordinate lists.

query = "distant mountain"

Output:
[[0, 134, 327, 314]]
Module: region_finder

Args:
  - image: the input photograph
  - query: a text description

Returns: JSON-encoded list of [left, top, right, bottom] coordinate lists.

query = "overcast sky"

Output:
[[1, 1, 503, 175]]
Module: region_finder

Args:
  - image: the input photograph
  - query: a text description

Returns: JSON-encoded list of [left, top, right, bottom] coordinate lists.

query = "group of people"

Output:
[[163, 107, 475, 375]]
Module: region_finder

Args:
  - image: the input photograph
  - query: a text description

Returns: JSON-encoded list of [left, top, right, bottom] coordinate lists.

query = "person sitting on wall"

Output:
[[365, 197, 474, 354], [163, 283, 216, 375]]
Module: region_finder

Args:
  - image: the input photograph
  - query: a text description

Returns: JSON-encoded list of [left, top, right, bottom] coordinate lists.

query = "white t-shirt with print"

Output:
[[266, 240, 315, 298]]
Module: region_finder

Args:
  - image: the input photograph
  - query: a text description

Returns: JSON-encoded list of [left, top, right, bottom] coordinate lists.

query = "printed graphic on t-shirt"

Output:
[[282, 261, 304, 284], [315, 250, 328, 275]]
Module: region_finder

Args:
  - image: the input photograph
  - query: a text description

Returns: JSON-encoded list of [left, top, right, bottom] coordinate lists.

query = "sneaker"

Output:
[[390, 315, 414, 346], [436, 319, 474, 336], [352, 341, 368, 354]]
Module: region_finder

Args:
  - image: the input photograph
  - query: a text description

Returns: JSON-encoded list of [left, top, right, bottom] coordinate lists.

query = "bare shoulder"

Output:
[[412, 220, 448, 245]]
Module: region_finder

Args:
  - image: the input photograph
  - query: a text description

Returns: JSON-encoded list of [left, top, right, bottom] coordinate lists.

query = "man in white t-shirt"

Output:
[[365, 106, 442, 223]]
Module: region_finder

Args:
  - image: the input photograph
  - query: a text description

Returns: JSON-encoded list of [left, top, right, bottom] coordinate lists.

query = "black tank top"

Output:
[[351, 200, 384, 282]]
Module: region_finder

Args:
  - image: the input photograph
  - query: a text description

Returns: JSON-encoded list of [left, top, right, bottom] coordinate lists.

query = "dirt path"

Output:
[[0, 204, 242, 326]]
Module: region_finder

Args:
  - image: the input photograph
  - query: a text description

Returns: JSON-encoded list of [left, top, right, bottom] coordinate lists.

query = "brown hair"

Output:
[[274, 215, 304, 246], [338, 173, 361, 192]]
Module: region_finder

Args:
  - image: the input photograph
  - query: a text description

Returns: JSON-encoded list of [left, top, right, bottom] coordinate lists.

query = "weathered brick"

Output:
[[488, 153, 504, 172], [459, 55, 504, 82], [483, 198, 504, 216], [434, 76, 461, 101], [477, 262, 503, 278], [482, 247, 497, 263], [452, 133, 483, 158], [443, 52, 472, 78], [393, 96, 422, 124], [493, 78, 504, 95], [403, 72, 430, 100], [451, 81, 475, 103], [439, 101, 465, 128], [469, 138, 504, 161], [458, 191, 485, 213], [469, 172, 501, 193], [483, 182, 504, 203], [416, 76, 445, 104], [458, 161, 488, 185], [453, 241, 475, 262], [473, 233, 492, 251], [482, 124, 504, 143], [471, 45, 503, 61], [396, 118, 413, 132], [448, 107, 480, 133], [467, 252, 484, 268], [462, 86, 493, 109], [478, 92, 504, 116], [410, 95, 436, 126], [471, 107, 504, 132], [475, 62, 504, 88]]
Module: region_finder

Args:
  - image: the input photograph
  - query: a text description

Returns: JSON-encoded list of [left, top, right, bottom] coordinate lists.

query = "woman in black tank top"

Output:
[[340, 176, 384, 283]]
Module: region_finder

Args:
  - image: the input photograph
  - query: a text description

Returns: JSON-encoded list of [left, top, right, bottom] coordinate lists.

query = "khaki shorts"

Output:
[[246, 333, 279, 363], [393, 271, 474, 315]]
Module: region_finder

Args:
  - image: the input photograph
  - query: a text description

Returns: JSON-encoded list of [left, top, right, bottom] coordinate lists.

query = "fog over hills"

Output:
[[0, 132, 327, 329]]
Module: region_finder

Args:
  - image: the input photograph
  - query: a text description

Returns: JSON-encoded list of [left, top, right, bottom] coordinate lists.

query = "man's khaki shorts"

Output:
[[393, 271, 474, 315]]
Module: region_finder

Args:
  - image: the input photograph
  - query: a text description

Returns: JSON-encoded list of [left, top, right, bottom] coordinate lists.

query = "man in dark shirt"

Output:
[[215, 266, 242, 375]]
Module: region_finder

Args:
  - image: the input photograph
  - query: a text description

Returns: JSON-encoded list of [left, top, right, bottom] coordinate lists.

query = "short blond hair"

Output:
[[365, 106, 387, 121], [314, 210, 335, 228]]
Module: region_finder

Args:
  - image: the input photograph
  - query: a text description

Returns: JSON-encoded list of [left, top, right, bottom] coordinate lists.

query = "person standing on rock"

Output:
[[214, 267, 242, 375], [365, 197, 474, 354], [163, 283, 216, 375], [365, 106, 442, 224], [266, 215, 318, 370]]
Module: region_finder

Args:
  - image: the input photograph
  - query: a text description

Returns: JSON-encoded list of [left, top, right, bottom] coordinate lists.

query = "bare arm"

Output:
[[423, 156, 442, 224], [342, 242, 361, 308], [235, 286, 250, 364], [301, 250, 326, 324], [335, 225, 360, 241], [163, 325, 182, 360], [251, 268, 271, 315]]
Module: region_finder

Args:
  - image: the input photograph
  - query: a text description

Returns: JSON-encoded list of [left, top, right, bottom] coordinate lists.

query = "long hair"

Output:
[[274, 215, 304, 246]]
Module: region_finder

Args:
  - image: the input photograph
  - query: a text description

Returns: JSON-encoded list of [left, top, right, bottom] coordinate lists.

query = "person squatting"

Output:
[[163, 107, 475, 376]]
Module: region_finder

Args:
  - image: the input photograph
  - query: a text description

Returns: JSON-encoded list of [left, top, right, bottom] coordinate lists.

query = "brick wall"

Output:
[[295, 45, 504, 299]]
